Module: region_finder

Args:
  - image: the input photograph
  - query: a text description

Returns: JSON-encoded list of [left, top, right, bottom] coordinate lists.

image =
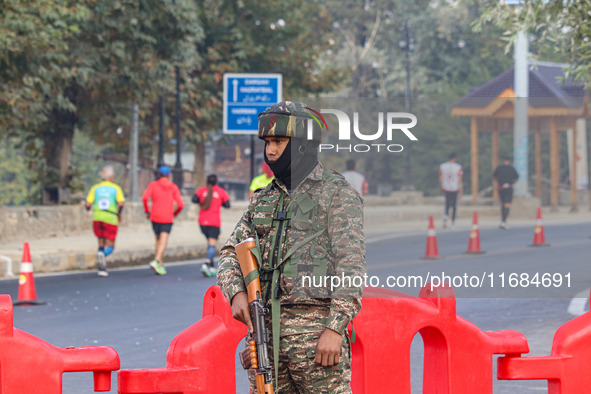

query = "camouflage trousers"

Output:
[[247, 331, 352, 393]]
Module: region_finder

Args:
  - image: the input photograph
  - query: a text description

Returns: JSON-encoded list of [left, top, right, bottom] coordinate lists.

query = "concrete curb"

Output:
[[24, 245, 210, 274], [2, 197, 588, 277]]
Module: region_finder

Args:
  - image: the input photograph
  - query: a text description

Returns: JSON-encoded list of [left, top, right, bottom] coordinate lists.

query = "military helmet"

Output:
[[258, 101, 324, 142]]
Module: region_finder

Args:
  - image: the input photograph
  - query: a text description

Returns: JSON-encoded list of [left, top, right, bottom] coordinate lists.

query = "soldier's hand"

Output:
[[314, 328, 342, 368], [231, 291, 253, 333]]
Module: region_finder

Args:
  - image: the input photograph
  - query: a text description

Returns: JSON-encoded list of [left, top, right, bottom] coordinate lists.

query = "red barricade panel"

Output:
[[498, 306, 591, 394], [350, 284, 529, 394], [118, 285, 247, 394], [0, 294, 120, 393]]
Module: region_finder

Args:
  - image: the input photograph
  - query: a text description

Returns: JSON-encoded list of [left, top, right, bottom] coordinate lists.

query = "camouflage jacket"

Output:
[[217, 162, 366, 336]]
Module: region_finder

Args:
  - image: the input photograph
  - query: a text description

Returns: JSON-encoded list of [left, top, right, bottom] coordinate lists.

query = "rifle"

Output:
[[235, 237, 274, 394]]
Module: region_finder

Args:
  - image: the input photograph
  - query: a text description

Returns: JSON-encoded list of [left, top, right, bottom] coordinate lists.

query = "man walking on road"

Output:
[[142, 165, 185, 275], [342, 159, 368, 196], [493, 156, 519, 229], [439, 153, 463, 229], [85, 166, 125, 277], [192, 174, 230, 277], [218, 101, 365, 393]]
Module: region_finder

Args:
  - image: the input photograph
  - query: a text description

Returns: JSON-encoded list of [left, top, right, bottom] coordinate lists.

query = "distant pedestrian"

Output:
[[493, 157, 519, 229], [192, 174, 230, 277], [439, 153, 463, 229], [342, 159, 368, 196], [142, 165, 185, 275], [85, 166, 125, 277], [248, 162, 274, 198]]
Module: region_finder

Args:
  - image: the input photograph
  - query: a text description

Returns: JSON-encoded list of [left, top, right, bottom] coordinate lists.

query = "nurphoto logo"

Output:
[[305, 108, 418, 153]]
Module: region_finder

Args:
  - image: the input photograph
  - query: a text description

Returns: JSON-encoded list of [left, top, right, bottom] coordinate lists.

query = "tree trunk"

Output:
[[50, 131, 73, 187], [193, 140, 206, 190], [42, 109, 76, 204]]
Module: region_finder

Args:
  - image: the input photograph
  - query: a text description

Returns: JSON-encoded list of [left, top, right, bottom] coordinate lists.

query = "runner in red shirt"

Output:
[[142, 165, 185, 275], [192, 174, 230, 277]]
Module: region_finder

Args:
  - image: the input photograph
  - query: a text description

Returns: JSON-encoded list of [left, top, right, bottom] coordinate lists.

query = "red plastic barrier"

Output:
[[117, 285, 247, 394], [497, 300, 591, 393], [0, 294, 120, 392], [349, 284, 529, 394]]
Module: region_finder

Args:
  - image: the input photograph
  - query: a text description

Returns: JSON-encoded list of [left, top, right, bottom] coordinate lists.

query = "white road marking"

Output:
[[567, 288, 590, 316]]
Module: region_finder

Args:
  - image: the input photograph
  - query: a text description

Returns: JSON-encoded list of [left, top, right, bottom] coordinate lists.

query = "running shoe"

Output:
[[207, 266, 218, 277], [97, 251, 108, 277], [149, 260, 167, 275], [442, 216, 449, 229], [499, 222, 509, 230], [200, 263, 209, 277], [200, 263, 217, 277]]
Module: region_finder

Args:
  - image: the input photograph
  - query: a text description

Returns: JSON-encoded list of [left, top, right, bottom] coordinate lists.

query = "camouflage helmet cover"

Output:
[[258, 101, 324, 142]]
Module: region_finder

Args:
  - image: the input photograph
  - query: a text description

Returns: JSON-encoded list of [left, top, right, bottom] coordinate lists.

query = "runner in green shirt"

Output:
[[85, 166, 125, 276]]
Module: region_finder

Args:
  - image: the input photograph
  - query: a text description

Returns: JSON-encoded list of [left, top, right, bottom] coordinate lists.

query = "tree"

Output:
[[477, 0, 591, 88], [323, 0, 409, 97], [182, 0, 344, 189], [322, 0, 514, 194], [0, 0, 200, 203], [0, 139, 31, 205], [0, 1, 89, 202], [399, 0, 515, 195]]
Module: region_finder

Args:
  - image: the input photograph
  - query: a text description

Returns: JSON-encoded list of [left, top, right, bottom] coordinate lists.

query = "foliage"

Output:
[[69, 131, 107, 195], [323, 0, 516, 194], [1, 0, 572, 204], [476, 0, 591, 88], [0, 0, 89, 130], [0, 139, 31, 205], [0, 0, 201, 199], [178, 0, 345, 187], [186, 0, 344, 127]]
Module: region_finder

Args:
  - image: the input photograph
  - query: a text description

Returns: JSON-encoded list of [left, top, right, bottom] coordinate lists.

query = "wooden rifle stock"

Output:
[[236, 238, 274, 394], [236, 238, 263, 304]]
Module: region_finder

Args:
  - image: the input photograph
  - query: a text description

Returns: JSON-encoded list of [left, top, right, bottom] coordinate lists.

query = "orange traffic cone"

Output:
[[14, 242, 44, 306], [465, 212, 485, 254], [530, 207, 550, 247], [423, 215, 440, 259]]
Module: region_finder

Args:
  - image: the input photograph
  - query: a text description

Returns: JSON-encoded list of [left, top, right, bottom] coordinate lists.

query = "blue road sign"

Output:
[[223, 73, 282, 134]]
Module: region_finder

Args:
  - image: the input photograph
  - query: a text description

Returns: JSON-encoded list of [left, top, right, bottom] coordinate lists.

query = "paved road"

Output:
[[0, 222, 589, 393]]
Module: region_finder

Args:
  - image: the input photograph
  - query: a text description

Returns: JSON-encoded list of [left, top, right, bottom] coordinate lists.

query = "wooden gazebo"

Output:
[[450, 62, 590, 210]]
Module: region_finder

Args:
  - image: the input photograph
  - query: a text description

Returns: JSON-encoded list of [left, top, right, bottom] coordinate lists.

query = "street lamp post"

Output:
[[129, 104, 139, 202], [169, 0, 183, 190], [173, 66, 183, 190], [157, 87, 165, 170], [399, 21, 415, 191]]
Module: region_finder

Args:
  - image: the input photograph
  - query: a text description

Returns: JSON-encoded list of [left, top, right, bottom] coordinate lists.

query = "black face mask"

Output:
[[264, 139, 318, 191], [265, 139, 292, 186]]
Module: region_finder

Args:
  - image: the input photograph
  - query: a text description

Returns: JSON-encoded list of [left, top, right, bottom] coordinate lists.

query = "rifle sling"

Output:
[[270, 192, 287, 390], [243, 269, 260, 287]]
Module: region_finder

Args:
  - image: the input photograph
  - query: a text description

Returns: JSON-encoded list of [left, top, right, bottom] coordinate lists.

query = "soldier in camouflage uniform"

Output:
[[217, 101, 366, 393]]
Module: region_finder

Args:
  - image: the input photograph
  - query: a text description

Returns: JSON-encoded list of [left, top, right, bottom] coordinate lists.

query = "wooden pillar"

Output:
[[571, 127, 578, 212], [535, 122, 542, 201], [550, 117, 559, 211], [471, 117, 479, 204], [492, 126, 499, 203]]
